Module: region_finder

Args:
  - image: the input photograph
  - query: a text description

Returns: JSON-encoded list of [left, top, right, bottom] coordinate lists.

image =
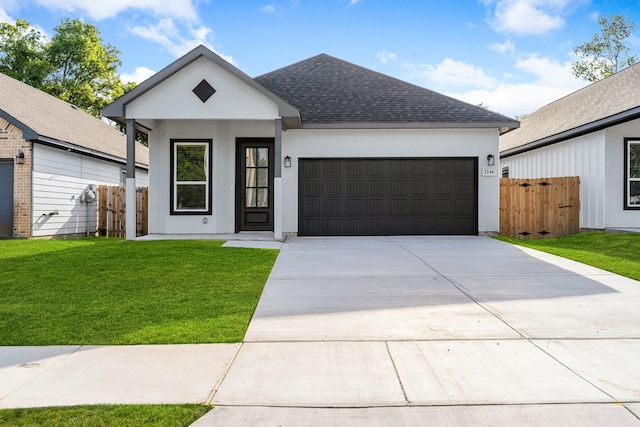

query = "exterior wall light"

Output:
[[15, 149, 25, 165], [487, 154, 495, 166], [284, 156, 292, 168]]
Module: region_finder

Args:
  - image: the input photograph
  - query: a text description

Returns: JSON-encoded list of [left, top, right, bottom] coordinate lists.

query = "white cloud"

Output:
[[389, 48, 587, 118], [32, 0, 199, 21], [130, 18, 236, 64], [484, 0, 578, 35], [376, 50, 397, 64], [490, 40, 516, 56], [260, 5, 280, 16], [404, 57, 498, 90], [0, 0, 19, 23], [120, 66, 156, 84], [0, 7, 13, 23], [447, 54, 586, 117]]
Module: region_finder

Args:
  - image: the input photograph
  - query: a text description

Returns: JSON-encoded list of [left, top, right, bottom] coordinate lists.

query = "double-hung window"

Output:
[[170, 139, 212, 215], [625, 138, 640, 209]]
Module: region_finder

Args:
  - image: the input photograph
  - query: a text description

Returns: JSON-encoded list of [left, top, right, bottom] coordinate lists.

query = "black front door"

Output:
[[236, 138, 274, 232], [0, 160, 14, 237]]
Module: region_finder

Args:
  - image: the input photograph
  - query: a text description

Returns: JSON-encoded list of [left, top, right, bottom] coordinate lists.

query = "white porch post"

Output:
[[125, 119, 137, 240], [274, 119, 283, 241]]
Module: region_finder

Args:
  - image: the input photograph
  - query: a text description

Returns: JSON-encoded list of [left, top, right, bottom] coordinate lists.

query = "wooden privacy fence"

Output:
[[500, 177, 580, 239], [97, 185, 148, 237]]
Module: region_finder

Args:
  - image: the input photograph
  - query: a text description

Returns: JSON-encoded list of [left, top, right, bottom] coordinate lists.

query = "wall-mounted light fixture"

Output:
[[284, 156, 292, 168], [15, 149, 25, 165], [487, 154, 495, 166]]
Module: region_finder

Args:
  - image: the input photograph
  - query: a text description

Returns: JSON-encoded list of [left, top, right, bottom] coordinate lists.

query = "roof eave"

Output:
[[300, 121, 520, 130], [500, 106, 640, 158], [34, 135, 148, 169], [0, 109, 39, 140]]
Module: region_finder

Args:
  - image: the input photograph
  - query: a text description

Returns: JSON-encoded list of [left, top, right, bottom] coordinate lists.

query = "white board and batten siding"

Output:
[[32, 144, 148, 237], [501, 131, 606, 229]]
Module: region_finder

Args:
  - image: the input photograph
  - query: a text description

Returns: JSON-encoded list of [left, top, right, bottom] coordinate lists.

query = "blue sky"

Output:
[[1, 0, 639, 117]]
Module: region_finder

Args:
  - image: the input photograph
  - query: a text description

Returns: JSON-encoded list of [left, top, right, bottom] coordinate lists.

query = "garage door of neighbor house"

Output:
[[298, 158, 478, 236], [0, 160, 14, 237]]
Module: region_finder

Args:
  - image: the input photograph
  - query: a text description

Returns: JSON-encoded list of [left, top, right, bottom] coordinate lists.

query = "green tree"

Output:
[[572, 14, 638, 82], [0, 19, 51, 87], [44, 18, 126, 117]]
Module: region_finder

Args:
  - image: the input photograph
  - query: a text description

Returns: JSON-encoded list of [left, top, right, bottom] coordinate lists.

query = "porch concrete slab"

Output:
[[0, 346, 80, 403], [451, 274, 640, 338], [388, 340, 610, 405], [212, 342, 406, 407], [222, 240, 282, 249], [533, 339, 640, 401], [192, 404, 640, 427], [0, 344, 239, 408], [245, 276, 519, 341], [138, 232, 275, 241]]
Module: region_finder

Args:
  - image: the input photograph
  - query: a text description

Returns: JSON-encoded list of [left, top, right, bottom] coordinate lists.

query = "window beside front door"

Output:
[[170, 139, 212, 215], [625, 138, 640, 209]]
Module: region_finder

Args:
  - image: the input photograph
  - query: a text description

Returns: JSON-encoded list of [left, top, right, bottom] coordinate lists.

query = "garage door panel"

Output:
[[298, 158, 477, 236]]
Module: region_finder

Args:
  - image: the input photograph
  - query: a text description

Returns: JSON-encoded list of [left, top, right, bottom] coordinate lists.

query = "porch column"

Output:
[[274, 119, 283, 241], [126, 119, 137, 240]]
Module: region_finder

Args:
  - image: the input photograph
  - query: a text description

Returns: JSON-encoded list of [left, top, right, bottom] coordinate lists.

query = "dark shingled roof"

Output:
[[255, 54, 519, 129]]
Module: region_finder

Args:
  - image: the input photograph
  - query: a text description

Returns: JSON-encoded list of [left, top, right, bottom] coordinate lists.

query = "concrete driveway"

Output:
[[198, 236, 640, 426]]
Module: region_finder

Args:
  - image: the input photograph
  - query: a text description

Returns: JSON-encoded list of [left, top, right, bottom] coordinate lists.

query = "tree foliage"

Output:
[[0, 19, 51, 87], [572, 14, 638, 82], [0, 18, 132, 117]]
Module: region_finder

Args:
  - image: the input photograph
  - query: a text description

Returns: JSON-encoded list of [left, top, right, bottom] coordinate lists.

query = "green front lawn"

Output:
[[0, 239, 278, 345], [495, 231, 640, 281], [0, 405, 210, 427]]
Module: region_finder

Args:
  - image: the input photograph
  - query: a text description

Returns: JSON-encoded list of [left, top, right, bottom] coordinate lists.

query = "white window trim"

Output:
[[171, 140, 212, 215]]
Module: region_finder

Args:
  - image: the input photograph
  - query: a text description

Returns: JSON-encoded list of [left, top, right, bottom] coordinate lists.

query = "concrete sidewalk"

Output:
[[0, 344, 239, 407], [1, 236, 639, 426]]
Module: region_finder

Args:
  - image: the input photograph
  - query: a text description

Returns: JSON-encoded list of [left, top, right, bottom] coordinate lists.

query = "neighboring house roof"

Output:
[[0, 72, 148, 167], [103, 45, 301, 130], [501, 62, 640, 158], [255, 53, 520, 130]]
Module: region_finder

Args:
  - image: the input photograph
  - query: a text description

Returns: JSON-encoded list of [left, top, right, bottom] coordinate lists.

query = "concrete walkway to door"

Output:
[[196, 236, 640, 426]]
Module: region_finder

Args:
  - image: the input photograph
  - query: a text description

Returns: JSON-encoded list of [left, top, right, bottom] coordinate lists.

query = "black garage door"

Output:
[[298, 158, 477, 236]]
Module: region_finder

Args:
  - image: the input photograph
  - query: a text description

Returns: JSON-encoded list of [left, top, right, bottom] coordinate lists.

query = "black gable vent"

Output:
[[192, 79, 216, 103]]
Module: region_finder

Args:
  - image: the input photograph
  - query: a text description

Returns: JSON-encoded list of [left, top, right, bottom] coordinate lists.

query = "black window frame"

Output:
[[624, 138, 640, 210], [170, 139, 213, 215]]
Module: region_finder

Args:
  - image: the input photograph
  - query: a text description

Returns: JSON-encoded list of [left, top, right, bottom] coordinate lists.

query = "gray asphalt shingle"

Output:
[[255, 54, 518, 127]]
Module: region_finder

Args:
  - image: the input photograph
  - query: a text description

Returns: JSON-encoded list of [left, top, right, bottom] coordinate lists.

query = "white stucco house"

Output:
[[0, 72, 149, 239], [103, 45, 519, 240], [500, 63, 640, 230]]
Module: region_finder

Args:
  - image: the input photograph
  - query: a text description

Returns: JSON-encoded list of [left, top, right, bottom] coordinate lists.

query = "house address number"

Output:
[[482, 167, 497, 177]]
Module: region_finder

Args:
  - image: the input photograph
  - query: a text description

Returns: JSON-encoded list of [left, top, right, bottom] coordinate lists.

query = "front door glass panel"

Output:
[[245, 147, 269, 208]]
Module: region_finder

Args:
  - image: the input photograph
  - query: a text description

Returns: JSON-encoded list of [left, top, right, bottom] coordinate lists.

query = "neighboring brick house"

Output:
[[0, 72, 149, 238]]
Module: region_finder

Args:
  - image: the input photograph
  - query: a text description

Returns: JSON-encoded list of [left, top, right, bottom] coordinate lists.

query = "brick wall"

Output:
[[0, 118, 32, 238]]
